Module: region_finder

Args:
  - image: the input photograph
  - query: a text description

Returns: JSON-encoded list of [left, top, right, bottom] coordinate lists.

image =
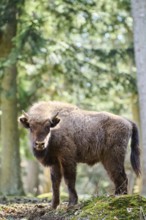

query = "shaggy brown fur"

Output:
[[19, 101, 141, 209]]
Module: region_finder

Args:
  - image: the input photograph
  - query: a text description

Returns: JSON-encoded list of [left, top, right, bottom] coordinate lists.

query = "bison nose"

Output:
[[35, 141, 45, 151]]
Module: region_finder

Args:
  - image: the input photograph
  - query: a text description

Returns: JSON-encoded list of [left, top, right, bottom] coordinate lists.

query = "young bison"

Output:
[[19, 101, 140, 209]]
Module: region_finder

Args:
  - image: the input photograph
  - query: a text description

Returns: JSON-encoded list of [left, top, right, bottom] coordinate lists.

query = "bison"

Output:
[[19, 101, 141, 209]]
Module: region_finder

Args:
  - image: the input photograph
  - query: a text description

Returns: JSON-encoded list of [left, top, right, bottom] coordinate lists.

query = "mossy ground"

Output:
[[0, 194, 145, 219], [74, 194, 146, 220]]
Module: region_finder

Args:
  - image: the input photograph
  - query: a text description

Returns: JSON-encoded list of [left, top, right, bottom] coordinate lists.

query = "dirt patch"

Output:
[[0, 197, 70, 220]]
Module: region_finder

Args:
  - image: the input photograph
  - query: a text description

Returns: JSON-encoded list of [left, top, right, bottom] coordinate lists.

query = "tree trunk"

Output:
[[0, 2, 23, 195], [131, 0, 146, 195], [41, 168, 51, 194], [24, 160, 40, 195]]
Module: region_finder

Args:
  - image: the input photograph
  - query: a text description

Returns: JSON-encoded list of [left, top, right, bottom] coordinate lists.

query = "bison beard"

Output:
[[19, 101, 141, 209]]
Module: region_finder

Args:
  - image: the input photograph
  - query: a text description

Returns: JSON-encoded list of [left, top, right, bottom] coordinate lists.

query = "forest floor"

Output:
[[0, 194, 146, 220]]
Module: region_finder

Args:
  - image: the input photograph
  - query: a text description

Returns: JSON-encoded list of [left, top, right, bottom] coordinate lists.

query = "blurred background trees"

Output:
[[0, 0, 145, 197]]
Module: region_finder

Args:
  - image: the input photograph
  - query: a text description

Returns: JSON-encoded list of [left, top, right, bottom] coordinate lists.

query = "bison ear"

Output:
[[18, 116, 30, 129], [50, 117, 60, 128]]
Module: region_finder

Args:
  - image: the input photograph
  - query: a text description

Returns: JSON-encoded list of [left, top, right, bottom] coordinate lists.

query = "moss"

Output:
[[35, 194, 146, 219], [71, 194, 146, 220]]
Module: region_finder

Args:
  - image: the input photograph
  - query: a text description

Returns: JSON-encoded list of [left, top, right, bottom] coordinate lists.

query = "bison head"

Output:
[[19, 111, 60, 151]]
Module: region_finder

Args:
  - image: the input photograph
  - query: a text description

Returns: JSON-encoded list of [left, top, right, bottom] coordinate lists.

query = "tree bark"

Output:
[[0, 2, 23, 195], [42, 168, 51, 194], [131, 0, 146, 195], [24, 160, 40, 195]]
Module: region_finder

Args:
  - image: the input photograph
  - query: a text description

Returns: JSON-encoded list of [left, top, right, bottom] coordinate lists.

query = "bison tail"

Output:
[[130, 122, 141, 177]]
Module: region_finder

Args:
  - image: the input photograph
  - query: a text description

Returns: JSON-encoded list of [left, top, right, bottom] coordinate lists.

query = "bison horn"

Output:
[[53, 111, 59, 118], [50, 111, 59, 122], [22, 110, 29, 119]]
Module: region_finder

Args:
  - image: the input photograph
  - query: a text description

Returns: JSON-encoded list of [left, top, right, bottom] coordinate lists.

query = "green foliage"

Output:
[[15, 1, 136, 115], [0, 0, 134, 113], [0, 0, 23, 27]]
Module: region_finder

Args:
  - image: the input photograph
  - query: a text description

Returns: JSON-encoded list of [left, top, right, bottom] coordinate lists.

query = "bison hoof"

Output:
[[68, 199, 78, 208]]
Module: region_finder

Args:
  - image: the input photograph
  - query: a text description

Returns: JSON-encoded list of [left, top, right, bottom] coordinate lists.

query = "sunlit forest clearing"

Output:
[[0, 0, 146, 219]]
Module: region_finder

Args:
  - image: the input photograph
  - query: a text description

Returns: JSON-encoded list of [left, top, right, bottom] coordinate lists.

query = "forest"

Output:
[[0, 0, 146, 219]]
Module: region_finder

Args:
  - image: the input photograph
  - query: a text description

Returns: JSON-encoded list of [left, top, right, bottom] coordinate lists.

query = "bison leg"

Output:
[[50, 162, 62, 209], [62, 161, 78, 207], [114, 168, 128, 195], [102, 152, 128, 195]]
